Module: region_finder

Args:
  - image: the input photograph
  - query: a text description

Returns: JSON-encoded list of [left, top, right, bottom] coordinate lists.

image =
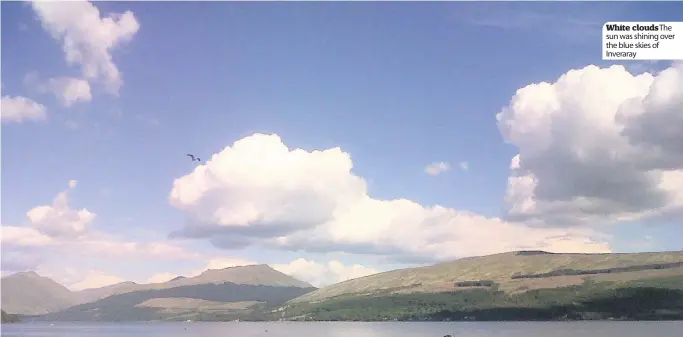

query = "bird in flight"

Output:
[[186, 154, 201, 162]]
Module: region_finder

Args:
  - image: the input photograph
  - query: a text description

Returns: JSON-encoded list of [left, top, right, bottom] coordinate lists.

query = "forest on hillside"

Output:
[[251, 276, 683, 322], [1, 310, 20, 323]]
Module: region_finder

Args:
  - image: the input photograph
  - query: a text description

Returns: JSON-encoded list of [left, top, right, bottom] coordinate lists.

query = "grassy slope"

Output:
[[290, 251, 683, 304], [1, 264, 314, 317], [75, 264, 313, 304], [1, 310, 21, 323], [35, 283, 316, 321], [269, 275, 683, 321], [1, 272, 77, 315]]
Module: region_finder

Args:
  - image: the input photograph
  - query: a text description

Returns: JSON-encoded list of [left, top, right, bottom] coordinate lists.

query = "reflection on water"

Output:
[[2, 321, 683, 337]]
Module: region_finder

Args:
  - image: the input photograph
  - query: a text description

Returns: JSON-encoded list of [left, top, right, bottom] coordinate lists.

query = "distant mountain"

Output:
[[39, 282, 316, 321], [7, 264, 315, 321], [76, 264, 314, 300], [1, 310, 20, 323], [1, 271, 76, 315], [168, 264, 312, 288], [75, 281, 141, 304]]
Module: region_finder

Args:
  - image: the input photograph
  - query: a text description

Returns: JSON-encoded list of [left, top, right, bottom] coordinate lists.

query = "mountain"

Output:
[[277, 251, 683, 321], [75, 281, 141, 304], [9, 265, 315, 321], [170, 264, 313, 288], [39, 282, 316, 321], [1, 271, 76, 315], [1, 310, 20, 323], [290, 251, 683, 304]]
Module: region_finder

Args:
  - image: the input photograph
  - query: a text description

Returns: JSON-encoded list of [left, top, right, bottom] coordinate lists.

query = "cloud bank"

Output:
[[169, 134, 611, 264], [498, 63, 683, 226]]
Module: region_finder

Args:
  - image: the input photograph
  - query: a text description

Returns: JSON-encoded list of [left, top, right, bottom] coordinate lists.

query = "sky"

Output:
[[1, 1, 682, 290]]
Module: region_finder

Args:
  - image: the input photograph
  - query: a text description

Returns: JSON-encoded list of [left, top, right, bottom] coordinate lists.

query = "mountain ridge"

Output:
[[1, 264, 313, 315], [288, 250, 683, 304], [5, 250, 683, 321]]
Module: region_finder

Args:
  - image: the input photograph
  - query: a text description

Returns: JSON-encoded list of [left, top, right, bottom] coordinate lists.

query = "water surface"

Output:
[[3, 321, 682, 337]]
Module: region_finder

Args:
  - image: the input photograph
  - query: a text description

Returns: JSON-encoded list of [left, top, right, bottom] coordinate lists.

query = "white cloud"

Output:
[[35, 267, 125, 291], [46, 77, 92, 106], [169, 133, 611, 263], [459, 161, 469, 171], [497, 63, 683, 225], [424, 161, 451, 176], [146, 272, 177, 284], [272, 258, 379, 287], [31, 0, 140, 94], [68, 270, 125, 291], [204, 257, 256, 270], [146, 257, 257, 284], [1, 226, 54, 247], [169, 134, 365, 234], [1, 181, 201, 277], [144, 256, 378, 288], [1, 95, 47, 123], [23, 73, 91, 107], [72, 239, 201, 260], [26, 181, 96, 238]]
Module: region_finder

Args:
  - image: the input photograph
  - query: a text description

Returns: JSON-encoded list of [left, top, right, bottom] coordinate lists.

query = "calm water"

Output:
[[2, 321, 682, 337]]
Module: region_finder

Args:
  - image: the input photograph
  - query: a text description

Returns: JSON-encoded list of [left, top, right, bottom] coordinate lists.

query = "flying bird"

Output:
[[186, 154, 201, 162]]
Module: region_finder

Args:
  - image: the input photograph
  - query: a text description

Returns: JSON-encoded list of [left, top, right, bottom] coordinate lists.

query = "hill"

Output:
[[160, 264, 312, 289], [1, 310, 20, 323], [290, 251, 683, 303], [1, 271, 77, 315], [2, 264, 314, 319], [275, 251, 683, 321], [37, 282, 316, 321], [75, 281, 142, 304], [74, 264, 313, 300]]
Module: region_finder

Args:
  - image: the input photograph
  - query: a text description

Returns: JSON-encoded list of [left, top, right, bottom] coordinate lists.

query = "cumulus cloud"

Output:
[[31, 0, 140, 94], [26, 180, 96, 238], [35, 267, 125, 291], [272, 258, 379, 287], [68, 270, 125, 291], [459, 161, 469, 171], [424, 161, 451, 176], [204, 257, 256, 270], [1, 226, 54, 247], [145, 257, 257, 284], [497, 63, 683, 225], [169, 134, 366, 238], [1, 181, 201, 276], [1, 95, 47, 123], [146, 272, 177, 284], [23, 73, 92, 107], [46, 77, 92, 106], [145, 256, 378, 288], [72, 239, 201, 260], [169, 134, 611, 263]]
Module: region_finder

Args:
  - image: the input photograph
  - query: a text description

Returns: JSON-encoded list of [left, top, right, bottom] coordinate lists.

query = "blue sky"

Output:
[[2, 1, 682, 289]]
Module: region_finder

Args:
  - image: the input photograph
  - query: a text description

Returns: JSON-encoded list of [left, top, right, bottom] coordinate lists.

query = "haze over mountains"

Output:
[[1, 264, 315, 318], [2, 251, 682, 322]]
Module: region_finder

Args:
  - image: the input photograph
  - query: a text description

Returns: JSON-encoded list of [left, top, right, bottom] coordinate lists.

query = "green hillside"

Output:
[[271, 251, 683, 321], [1, 310, 20, 323], [34, 282, 315, 321], [290, 251, 683, 304]]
